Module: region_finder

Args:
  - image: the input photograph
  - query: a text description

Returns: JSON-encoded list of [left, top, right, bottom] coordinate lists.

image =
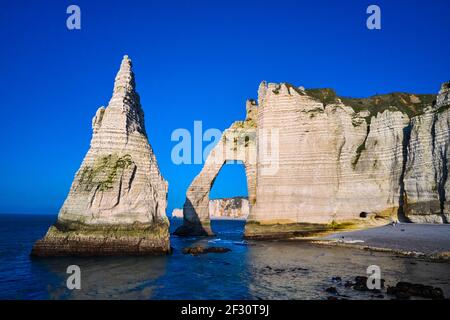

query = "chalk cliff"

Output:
[[249, 83, 410, 224], [176, 79, 448, 239], [174, 101, 257, 235], [171, 208, 184, 219], [172, 197, 249, 220], [209, 197, 249, 219], [404, 82, 450, 223], [32, 56, 170, 256]]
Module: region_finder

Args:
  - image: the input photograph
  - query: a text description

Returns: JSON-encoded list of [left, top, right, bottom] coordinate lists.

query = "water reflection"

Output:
[[246, 241, 450, 299], [1, 215, 449, 300], [33, 256, 168, 299]]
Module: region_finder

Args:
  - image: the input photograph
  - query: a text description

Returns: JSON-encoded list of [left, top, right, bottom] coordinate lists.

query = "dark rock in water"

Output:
[[352, 276, 385, 292], [182, 246, 231, 255], [353, 276, 369, 291], [331, 276, 342, 282], [327, 296, 339, 300], [260, 266, 308, 275], [387, 282, 445, 300], [205, 247, 231, 254], [387, 286, 411, 300], [290, 267, 309, 272], [344, 280, 354, 288], [325, 287, 338, 294]]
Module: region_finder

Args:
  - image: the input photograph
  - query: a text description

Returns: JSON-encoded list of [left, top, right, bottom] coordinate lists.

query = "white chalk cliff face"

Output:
[[209, 197, 249, 219], [250, 83, 410, 225], [32, 56, 169, 256], [177, 80, 448, 238], [171, 208, 184, 219], [59, 55, 168, 225], [172, 197, 249, 219], [174, 101, 257, 235], [404, 82, 450, 223]]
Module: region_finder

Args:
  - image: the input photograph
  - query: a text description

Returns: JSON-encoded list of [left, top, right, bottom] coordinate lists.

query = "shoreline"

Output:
[[306, 239, 450, 262], [302, 223, 450, 262], [171, 217, 248, 221]]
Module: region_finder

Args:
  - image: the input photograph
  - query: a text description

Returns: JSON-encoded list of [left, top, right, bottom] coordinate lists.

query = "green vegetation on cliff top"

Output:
[[304, 87, 436, 118]]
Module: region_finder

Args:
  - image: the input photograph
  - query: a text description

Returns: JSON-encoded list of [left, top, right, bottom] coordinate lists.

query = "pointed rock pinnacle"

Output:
[[113, 54, 136, 95]]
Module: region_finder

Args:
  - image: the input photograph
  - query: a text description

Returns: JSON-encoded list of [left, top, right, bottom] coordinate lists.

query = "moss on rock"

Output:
[[78, 154, 133, 192]]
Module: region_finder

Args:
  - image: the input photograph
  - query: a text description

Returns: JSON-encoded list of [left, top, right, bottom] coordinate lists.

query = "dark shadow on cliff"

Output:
[[398, 123, 412, 223]]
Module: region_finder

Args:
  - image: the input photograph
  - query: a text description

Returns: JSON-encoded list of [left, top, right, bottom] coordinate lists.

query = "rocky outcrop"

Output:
[[172, 197, 249, 220], [171, 208, 184, 219], [176, 80, 448, 239], [32, 56, 170, 256], [249, 83, 410, 227], [404, 82, 450, 223], [209, 197, 249, 219], [174, 102, 257, 236]]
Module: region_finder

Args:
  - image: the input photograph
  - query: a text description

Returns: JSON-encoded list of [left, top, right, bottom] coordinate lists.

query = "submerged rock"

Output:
[[331, 276, 342, 283], [352, 276, 384, 292], [325, 287, 338, 294], [387, 282, 445, 300], [182, 246, 231, 255], [31, 56, 169, 256]]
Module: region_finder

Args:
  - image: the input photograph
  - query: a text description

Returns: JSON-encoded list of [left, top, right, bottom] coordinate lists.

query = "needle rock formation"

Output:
[[32, 56, 169, 256]]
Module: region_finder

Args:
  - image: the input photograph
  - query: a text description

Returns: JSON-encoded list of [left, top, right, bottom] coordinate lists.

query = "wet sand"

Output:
[[313, 223, 450, 259]]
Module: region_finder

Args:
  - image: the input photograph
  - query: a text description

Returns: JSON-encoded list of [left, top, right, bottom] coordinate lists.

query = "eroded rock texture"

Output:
[[250, 83, 410, 226], [177, 80, 449, 238], [404, 82, 450, 223], [32, 56, 169, 256], [209, 197, 249, 219], [172, 197, 249, 220], [174, 101, 257, 235]]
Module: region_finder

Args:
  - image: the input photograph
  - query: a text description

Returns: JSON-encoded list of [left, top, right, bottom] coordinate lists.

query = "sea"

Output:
[[0, 214, 449, 300]]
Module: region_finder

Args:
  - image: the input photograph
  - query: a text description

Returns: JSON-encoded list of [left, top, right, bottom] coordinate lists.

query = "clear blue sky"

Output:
[[0, 0, 449, 214]]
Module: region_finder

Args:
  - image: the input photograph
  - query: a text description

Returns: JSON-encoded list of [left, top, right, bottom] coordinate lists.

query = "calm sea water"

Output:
[[0, 214, 449, 300]]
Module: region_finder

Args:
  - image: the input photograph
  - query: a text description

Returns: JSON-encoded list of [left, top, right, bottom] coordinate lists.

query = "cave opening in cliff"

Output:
[[209, 161, 249, 234]]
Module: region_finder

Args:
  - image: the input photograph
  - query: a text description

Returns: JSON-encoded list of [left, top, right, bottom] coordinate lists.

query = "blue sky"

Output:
[[0, 0, 449, 214]]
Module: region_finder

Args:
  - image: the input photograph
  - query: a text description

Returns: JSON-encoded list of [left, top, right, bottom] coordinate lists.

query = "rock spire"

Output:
[[32, 55, 170, 256]]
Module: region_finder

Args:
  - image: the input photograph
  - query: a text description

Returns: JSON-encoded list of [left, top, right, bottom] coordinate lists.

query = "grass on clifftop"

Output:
[[304, 88, 436, 118]]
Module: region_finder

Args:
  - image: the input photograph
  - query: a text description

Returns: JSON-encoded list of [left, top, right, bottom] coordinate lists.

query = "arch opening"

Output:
[[209, 161, 249, 235]]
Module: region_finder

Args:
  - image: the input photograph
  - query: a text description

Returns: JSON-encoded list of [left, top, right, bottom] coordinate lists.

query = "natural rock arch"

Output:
[[174, 101, 257, 235]]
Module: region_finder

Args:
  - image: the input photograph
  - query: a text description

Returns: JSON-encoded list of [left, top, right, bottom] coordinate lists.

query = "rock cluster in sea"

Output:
[[32, 56, 169, 256]]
